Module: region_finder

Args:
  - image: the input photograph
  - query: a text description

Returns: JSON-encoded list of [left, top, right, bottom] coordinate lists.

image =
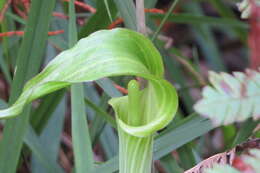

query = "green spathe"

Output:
[[0, 28, 178, 172]]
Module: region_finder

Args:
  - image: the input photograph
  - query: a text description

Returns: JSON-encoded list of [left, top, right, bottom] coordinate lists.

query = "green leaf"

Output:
[[194, 69, 260, 126], [0, 28, 178, 173], [0, 28, 178, 137], [31, 90, 65, 133], [69, 0, 94, 172], [113, 0, 137, 30], [0, 0, 56, 172], [85, 97, 117, 129], [31, 98, 65, 173], [160, 154, 184, 173], [24, 127, 64, 173], [150, 13, 248, 29], [232, 118, 259, 146]]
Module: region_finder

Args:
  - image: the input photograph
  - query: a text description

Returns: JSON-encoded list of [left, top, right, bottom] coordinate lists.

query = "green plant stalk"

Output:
[[118, 127, 153, 173], [115, 80, 153, 173], [69, 0, 94, 172]]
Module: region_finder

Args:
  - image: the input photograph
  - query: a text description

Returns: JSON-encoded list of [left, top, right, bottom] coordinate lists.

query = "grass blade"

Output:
[[160, 154, 184, 173], [85, 97, 116, 129], [24, 127, 64, 173], [31, 98, 66, 173], [150, 13, 248, 29], [113, 0, 136, 30], [152, 0, 180, 41], [0, 0, 56, 172], [69, 0, 94, 172]]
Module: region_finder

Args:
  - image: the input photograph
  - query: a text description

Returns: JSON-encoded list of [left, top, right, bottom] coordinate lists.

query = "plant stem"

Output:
[[118, 127, 153, 173]]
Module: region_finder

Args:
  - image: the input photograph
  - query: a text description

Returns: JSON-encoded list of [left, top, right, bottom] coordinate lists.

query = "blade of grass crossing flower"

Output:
[[96, 78, 123, 97], [84, 84, 118, 158], [85, 96, 117, 140], [0, 0, 56, 172], [71, 84, 94, 172], [69, 0, 94, 172]]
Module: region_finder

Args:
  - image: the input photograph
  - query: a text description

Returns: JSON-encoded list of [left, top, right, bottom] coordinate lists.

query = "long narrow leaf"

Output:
[[0, 0, 56, 172], [69, 0, 94, 172]]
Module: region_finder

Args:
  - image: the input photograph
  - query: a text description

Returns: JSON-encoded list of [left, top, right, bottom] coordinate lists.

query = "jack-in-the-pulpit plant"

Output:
[[0, 28, 178, 173]]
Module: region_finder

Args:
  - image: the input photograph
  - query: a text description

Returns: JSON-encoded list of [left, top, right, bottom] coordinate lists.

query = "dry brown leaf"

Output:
[[184, 149, 236, 173]]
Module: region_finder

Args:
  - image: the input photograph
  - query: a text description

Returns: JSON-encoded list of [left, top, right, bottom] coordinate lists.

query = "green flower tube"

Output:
[[0, 28, 178, 173]]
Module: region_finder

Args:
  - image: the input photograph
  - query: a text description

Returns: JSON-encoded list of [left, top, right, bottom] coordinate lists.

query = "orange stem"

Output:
[[0, 30, 64, 37], [53, 12, 69, 19], [114, 84, 128, 94], [63, 0, 96, 13], [108, 18, 123, 29]]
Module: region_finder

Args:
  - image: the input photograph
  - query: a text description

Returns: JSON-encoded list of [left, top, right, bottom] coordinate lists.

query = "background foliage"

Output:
[[0, 0, 259, 173]]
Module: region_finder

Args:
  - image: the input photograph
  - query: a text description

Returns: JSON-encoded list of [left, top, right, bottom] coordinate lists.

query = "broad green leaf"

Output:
[[0, 28, 178, 137], [194, 69, 260, 126]]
